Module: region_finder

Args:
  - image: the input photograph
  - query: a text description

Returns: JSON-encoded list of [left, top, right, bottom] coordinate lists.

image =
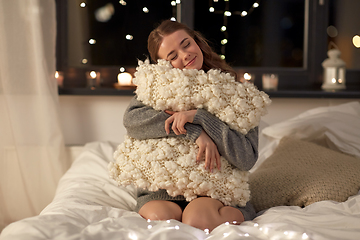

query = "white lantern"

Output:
[[321, 48, 346, 91]]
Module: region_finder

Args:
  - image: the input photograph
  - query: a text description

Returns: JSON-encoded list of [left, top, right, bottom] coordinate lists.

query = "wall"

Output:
[[59, 95, 359, 146]]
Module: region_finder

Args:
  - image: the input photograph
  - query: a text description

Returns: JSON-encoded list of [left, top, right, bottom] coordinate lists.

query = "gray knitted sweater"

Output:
[[123, 96, 259, 172]]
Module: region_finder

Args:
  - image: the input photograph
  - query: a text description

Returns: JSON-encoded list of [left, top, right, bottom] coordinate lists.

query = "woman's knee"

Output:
[[182, 197, 244, 231], [138, 200, 182, 221], [182, 197, 223, 231]]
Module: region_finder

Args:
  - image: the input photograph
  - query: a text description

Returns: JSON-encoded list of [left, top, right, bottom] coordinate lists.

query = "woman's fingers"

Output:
[[164, 115, 174, 134], [195, 130, 221, 172], [164, 110, 197, 135]]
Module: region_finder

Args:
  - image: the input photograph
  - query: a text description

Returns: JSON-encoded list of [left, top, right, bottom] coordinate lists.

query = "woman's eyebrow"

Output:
[[167, 38, 189, 58]]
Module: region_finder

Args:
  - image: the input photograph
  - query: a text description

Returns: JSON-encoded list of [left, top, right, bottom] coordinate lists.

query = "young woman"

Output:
[[123, 20, 258, 232]]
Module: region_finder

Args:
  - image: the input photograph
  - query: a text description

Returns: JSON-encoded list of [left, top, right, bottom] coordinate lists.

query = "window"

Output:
[[56, 0, 359, 91]]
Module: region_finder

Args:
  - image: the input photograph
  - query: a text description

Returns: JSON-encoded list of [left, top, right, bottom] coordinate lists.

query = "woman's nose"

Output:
[[180, 51, 190, 60]]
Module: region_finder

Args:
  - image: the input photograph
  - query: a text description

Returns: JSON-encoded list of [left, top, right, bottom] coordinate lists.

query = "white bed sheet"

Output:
[[2, 102, 360, 240]]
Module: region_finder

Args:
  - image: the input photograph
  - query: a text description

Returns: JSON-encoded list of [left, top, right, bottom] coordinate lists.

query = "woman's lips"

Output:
[[185, 56, 196, 67]]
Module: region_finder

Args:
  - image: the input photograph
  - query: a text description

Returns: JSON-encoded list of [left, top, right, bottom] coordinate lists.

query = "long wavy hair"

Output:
[[147, 20, 237, 80]]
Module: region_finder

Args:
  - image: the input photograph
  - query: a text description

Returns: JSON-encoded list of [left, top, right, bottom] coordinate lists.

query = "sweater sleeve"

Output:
[[123, 96, 203, 142], [192, 108, 259, 171]]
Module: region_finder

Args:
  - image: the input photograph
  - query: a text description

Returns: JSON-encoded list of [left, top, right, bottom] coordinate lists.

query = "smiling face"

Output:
[[157, 30, 204, 70]]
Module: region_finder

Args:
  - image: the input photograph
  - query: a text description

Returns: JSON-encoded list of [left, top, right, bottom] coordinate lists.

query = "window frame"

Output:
[[56, 0, 359, 93]]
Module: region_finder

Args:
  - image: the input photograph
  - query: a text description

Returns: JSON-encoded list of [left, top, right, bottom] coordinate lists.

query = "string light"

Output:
[[80, 2, 86, 8], [126, 34, 133, 40], [353, 35, 360, 48], [224, 11, 231, 16], [119, 0, 126, 6], [209, 1, 260, 59], [142, 7, 149, 13], [88, 39, 96, 44], [302, 233, 309, 239]]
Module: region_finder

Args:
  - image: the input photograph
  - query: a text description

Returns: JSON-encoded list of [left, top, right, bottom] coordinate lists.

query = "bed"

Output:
[[1, 101, 360, 240]]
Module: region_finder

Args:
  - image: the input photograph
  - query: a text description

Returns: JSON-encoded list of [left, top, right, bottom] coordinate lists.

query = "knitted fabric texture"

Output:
[[109, 59, 271, 206], [249, 137, 360, 212]]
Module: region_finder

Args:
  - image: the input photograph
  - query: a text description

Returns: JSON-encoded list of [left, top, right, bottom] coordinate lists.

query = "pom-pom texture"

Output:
[[109, 59, 271, 206]]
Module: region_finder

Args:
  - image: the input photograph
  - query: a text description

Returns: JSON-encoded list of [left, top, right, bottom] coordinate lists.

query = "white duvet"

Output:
[[1, 102, 360, 240]]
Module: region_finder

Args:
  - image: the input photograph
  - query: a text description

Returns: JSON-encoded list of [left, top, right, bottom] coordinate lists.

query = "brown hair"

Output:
[[147, 20, 237, 80]]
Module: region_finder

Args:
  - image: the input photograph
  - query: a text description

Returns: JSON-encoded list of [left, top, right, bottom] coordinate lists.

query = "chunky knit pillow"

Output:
[[249, 137, 360, 212]]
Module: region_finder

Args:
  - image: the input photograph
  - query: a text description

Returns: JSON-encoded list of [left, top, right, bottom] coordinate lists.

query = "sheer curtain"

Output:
[[0, 0, 71, 230]]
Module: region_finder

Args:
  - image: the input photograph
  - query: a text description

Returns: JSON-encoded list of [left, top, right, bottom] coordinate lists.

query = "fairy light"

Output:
[[119, 0, 126, 6], [82, 58, 88, 64], [204, 229, 210, 234], [126, 34, 133, 40], [171, 1, 176, 6], [209, 0, 260, 60], [224, 11, 231, 16], [143, 7, 149, 13], [128, 232, 138, 240], [302, 233, 309, 239], [353, 35, 360, 48], [89, 39, 96, 44], [80, 2, 86, 8], [120, 67, 125, 72]]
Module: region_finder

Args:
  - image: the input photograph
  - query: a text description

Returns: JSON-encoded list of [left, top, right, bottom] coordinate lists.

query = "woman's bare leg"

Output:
[[138, 200, 183, 221], [182, 197, 244, 232]]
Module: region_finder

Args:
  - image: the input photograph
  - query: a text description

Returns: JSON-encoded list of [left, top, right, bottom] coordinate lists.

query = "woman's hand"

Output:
[[195, 130, 221, 172], [164, 110, 197, 135]]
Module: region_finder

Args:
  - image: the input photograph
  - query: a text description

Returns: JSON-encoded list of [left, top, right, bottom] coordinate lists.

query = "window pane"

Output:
[[194, 0, 305, 68], [328, 0, 360, 70], [67, 0, 173, 67]]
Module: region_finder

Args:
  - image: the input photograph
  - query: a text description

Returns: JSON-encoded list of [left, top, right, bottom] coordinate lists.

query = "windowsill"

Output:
[[58, 86, 360, 98]]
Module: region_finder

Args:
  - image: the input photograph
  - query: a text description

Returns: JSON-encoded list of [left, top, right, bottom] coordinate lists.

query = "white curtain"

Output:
[[0, 0, 71, 230]]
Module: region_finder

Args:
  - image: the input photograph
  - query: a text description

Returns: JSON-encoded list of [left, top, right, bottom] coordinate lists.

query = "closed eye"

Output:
[[170, 54, 178, 61]]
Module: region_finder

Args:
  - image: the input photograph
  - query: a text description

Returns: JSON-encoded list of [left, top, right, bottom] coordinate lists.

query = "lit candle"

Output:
[[55, 71, 64, 87], [114, 72, 135, 89], [262, 74, 279, 91], [117, 72, 133, 86], [240, 72, 254, 83], [86, 71, 100, 88], [90, 71, 97, 79]]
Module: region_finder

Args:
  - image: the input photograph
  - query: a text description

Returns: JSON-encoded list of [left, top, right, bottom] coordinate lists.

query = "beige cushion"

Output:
[[249, 137, 360, 212]]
